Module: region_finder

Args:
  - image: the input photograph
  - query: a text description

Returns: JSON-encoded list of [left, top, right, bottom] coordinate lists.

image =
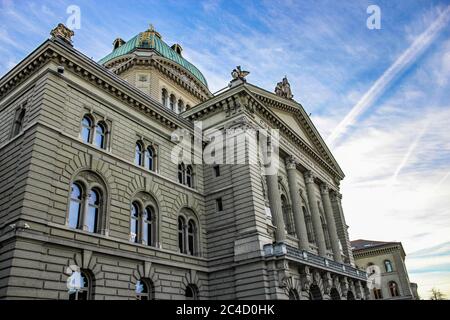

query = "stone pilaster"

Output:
[[304, 171, 327, 257], [266, 173, 286, 242], [320, 184, 343, 262], [285, 157, 309, 250]]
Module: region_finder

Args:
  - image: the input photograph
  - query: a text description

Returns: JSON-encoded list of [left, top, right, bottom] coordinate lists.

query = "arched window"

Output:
[[161, 88, 168, 107], [136, 279, 154, 300], [68, 183, 83, 229], [143, 206, 154, 246], [373, 288, 383, 299], [187, 220, 196, 255], [135, 142, 144, 166], [94, 122, 107, 149], [186, 165, 193, 188], [67, 172, 106, 234], [12, 108, 26, 137], [302, 206, 315, 243], [384, 260, 393, 273], [130, 194, 158, 246], [178, 214, 198, 256], [86, 189, 100, 233], [130, 202, 140, 243], [288, 288, 300, 300], [185, 284, 199, 300], [178, 163, 185, 184], [281, 194, 294, 235], [145, 146, 155, 171], [177, 99, 184, 114], [68, 270, 92, 300], [178, 216, 185, 253], [389, 281, 400, 297], [170, 94, 176, 111], [81, 115, 94, 143]]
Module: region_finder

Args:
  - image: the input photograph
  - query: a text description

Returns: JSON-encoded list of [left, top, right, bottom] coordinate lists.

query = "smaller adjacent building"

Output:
[[351, 239, 419, 300]]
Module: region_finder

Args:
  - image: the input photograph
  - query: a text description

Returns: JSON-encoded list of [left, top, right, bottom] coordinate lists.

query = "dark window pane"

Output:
[[178, 217, 184, 252], [86, 190, 100, 233], [81, 117, 92, 143], [135, 143, 143, 166], [130, 203, 139, 243], [69, 184, 82, 229], [146, 148, 154, 171], [214, 165, 220, 177], [95, 124, 106, 149]]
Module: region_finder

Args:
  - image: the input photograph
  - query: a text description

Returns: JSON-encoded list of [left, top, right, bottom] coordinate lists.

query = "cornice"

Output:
[[353, 244, 402, 259], [0, 39, 195, 133]]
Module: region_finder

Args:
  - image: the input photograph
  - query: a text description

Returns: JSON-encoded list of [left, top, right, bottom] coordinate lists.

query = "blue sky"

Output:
[[1, 0, 450, 299]]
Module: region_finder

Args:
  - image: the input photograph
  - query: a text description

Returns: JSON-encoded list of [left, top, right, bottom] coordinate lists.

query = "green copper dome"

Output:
[[98, 26, 208, 88]]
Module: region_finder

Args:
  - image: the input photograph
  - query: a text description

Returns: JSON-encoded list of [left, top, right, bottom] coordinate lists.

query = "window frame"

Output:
[[178, 211, 199, 256], [68, 270, 93, 300], [94, 121, 107, 149], [135, 278, 154, 300], [389, 281, 400, 297], [185, 284, 199, 300], [66, 172, 107, 235], [213, 165, 220, 177], [81, 115, 94, 144], [161, 88, 168, 107], [384, 260, 394, 273]]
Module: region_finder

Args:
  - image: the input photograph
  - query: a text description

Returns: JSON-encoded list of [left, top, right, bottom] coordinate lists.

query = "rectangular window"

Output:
[[213, 165, 220, 177], [216, 198, 223, 212]]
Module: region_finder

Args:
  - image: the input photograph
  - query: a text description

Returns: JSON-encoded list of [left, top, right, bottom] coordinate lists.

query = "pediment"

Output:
[[245, 85, 344, 178], [270, 108, 319, 153]]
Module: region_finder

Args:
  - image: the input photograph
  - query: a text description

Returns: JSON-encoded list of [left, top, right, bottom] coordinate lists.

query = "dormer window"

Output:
[[171, 43, 183, 56], [112, 38, 125, 50]]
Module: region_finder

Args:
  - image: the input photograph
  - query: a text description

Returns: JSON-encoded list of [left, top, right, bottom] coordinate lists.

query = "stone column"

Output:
[[331, 192, 355, 266], [266, 173, 286, 242], [304, 171, 327, 257], [285, 157, 309, 250], [320, 184, 343, 262]]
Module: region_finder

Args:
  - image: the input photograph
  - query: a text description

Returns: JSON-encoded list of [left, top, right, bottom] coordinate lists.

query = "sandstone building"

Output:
[[0, 23, 368, 300], [352, 239, 418, 300]]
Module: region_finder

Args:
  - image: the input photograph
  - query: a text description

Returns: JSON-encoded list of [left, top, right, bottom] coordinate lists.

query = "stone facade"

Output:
[[0, 24, 368, 300], [352, 239, 418, 300]]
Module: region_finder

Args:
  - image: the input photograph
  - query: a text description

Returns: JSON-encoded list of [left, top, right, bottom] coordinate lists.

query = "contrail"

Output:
[[388, 120, 429, 187], [327, 6, 450, 147]]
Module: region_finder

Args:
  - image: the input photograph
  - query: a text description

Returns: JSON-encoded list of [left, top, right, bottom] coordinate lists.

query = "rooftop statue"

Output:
[[275, 76, 293, 100], [231, 66, 250, 82]]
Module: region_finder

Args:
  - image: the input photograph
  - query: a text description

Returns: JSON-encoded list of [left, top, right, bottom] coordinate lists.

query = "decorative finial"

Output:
[[144, 23, 162, 39], [230, 66, 250, 86], [274, 76, 293, 99], [50, 23, 74, 46]]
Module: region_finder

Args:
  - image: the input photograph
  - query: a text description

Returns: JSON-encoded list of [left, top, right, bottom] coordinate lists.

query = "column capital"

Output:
[[320, 183, 330, 195], [330, 191, 343, 201], [303, 170, 315, 184], [285, 156, 298, 170]]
